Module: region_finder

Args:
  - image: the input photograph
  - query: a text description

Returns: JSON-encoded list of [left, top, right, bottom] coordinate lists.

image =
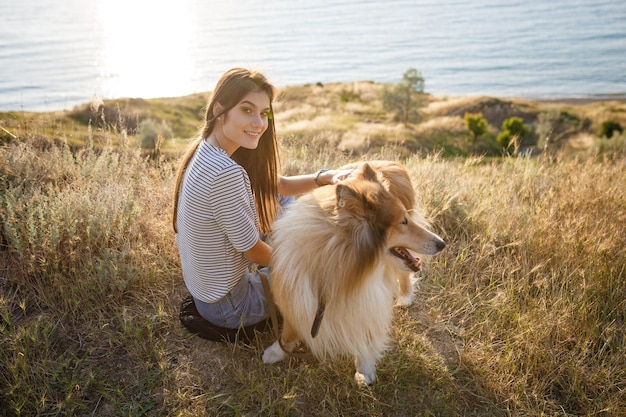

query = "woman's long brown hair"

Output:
[[172, 68, 280, 235]]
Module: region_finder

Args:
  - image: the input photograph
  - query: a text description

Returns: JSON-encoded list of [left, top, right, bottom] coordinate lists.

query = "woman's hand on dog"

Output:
[[321, 169, 355, 186]]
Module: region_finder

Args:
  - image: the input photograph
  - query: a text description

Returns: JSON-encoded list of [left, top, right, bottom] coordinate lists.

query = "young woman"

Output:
[[173, 68, 348, 334]]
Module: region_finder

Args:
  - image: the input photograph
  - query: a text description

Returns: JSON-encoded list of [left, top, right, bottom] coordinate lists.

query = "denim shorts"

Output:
[[191, 195, 293, 329], [193, 265, 271, 329]]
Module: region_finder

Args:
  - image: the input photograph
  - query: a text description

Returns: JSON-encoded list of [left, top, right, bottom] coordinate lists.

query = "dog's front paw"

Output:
[[354, 371, 376, 386], [262, 341, 288, 364], [355, 356, 377, 386]]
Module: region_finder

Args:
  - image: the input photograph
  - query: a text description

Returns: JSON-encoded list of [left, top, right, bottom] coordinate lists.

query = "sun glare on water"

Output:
[[96, 0, 196, 100]]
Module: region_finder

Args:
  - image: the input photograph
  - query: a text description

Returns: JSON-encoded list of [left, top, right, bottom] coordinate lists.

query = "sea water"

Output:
[[1, 0, 625, 111]]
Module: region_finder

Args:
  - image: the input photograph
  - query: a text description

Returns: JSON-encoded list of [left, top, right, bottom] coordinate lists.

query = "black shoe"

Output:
[[179, 295, 270, 343]]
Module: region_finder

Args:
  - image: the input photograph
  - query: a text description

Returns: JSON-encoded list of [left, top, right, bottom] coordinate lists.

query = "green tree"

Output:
[[600, 120, 623, 138], [497, 117, 531, 154], [464, 112, 488, 142], [382, 68, 425, 125]]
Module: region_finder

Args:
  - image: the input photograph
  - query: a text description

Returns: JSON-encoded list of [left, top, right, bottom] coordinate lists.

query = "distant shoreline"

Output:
[[426, 94, 626, 107], [531, 96, 626, 105], [2, 86, 626, 114]]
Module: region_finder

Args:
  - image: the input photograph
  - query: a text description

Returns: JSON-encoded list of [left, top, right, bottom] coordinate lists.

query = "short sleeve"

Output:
[[209, 165, 259, 252]]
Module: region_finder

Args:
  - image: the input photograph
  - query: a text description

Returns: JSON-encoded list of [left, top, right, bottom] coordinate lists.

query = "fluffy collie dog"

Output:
[[262, 161, 446, 385]]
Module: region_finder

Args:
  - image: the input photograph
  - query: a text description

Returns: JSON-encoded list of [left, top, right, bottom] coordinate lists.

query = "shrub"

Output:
[[600, 120, 623, 138], [464, 112, 488, 142], [339, 88, 361, 103], [497, 117, 532, 153], [69, 100, 146, 134], [0, 144, 150, 309], [0, 135, 177, 415], [138, 118, 173, 157], [382, 68, 426, 125], [536, 109, 561, 146], [536, 109, 582, 152]]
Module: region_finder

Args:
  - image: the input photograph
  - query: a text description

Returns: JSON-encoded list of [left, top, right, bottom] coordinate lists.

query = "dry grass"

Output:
[[1, 89, 626, 416]]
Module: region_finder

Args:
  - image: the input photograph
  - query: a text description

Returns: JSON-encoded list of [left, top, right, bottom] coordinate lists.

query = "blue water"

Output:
[[1, 0, 625, 111]]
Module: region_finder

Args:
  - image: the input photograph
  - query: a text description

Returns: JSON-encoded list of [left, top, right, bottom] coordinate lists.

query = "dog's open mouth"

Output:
[[390, 247, 422, 272]]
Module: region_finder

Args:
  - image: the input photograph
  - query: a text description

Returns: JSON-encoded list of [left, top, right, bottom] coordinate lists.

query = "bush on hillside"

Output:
[[536, 109, 585, 153], [497, 116, 532, 153], [138, 118, 173, 157], [69, 99, 147, 134], [382, 68, 426, 125], [600, 120, 623, 138], [464, 112, 489, 142]]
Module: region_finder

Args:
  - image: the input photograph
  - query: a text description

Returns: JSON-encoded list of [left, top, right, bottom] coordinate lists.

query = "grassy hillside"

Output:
[[1, 84, 625, 416], [2, 81, 626, 158]]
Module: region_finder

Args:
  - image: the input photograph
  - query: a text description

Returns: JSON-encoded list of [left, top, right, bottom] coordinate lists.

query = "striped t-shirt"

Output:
[[175, 141, 259, 302]]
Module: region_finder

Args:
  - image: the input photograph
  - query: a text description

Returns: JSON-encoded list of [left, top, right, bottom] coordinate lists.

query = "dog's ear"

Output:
[[336, 184, 345, 208], [360, 163, 378, 182], [336, 182, 379, 215], [336, 183, 357, 209]]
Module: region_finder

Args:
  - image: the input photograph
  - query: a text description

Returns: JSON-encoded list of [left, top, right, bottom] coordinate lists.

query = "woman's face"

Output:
[[219, 90, 271, 154]]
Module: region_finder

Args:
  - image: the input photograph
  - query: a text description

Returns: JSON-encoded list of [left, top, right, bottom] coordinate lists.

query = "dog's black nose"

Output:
[[436, 239, 446, 251]]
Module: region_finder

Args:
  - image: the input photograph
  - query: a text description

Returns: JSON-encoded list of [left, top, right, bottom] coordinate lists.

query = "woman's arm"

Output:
[[243, 238, 273, 267], [277, 169, 353, 196]]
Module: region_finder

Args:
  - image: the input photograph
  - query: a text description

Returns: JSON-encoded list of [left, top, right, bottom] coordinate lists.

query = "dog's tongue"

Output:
[[391, 247, 422, 272]]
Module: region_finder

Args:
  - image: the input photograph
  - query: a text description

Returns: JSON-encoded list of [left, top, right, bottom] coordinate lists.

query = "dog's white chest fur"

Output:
[[263, 264, 395, 385]]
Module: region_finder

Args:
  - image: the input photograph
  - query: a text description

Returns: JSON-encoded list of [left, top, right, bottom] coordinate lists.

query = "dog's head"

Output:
[[336, 163, 445, 273]]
